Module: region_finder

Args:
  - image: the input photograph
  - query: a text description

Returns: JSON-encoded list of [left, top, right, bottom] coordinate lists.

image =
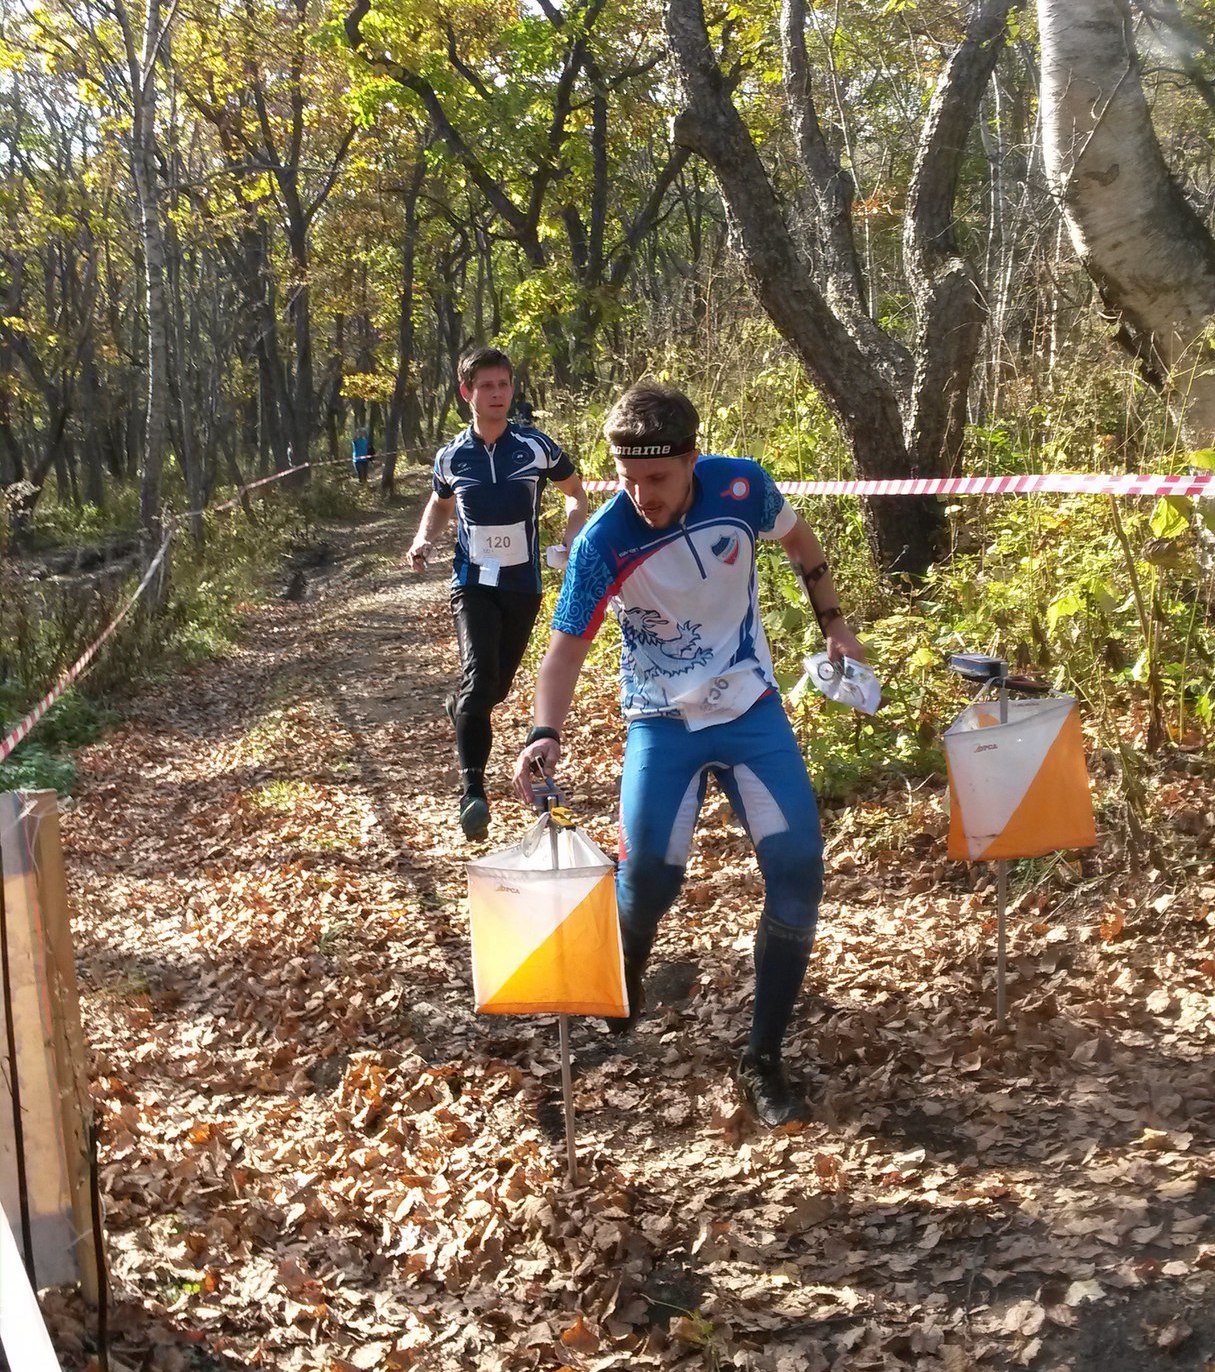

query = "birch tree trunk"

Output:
[[115, 0, 173, 573], [383, 146, 428, 495], [1038, 0, 1215, 442]]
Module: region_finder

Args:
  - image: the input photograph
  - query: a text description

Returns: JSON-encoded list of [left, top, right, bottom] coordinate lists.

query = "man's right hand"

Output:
[[406, 539, 431, 572], [512, 739, 561, 804]]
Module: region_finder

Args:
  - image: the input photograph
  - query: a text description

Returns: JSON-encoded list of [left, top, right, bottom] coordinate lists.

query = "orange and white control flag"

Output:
[[468, 816, 628, 1016], [945, 695, 1096, 861]]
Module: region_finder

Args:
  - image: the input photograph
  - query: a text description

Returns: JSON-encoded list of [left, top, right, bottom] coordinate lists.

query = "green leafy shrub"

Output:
[[1, 465, 361, 794], [0, 685, 115, 794], [533, 351, 1212, 804], [0, 743, 77, 795]]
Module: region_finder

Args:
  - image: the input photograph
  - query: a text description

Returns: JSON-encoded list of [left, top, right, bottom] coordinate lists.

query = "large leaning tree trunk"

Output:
[[666, 0, 1022, 577], [1038, 0, 1215, 444]]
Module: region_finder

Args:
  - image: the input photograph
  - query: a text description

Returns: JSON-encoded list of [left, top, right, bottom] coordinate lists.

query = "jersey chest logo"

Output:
[[711, 533, 741, 565]]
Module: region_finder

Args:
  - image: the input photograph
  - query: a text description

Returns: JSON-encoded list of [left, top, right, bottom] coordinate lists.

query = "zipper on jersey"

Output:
[[680, 516, 708, 580], [485, 440, 497, 483]]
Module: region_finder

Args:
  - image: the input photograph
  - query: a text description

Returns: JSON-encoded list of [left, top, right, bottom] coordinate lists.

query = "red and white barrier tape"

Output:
[[1, 532, 173, 762], [5, 463, 1210, 766], [184, 463, 312, 522], [583, 470, 1215, 497], [2, 454, 334, 763], [177, 450, 408, 523]]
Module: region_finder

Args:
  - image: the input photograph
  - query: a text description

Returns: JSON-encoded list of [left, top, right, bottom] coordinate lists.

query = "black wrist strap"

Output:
[[525, 725, 561, 746], [816, 606, 844, 632]]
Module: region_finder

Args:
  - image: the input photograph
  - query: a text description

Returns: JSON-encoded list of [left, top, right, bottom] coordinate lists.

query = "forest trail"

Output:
[[41, 475, 1215, 1372]]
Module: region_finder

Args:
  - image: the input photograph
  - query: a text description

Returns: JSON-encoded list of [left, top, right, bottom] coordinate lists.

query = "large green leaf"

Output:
[[1149, 496, 1191, 539], [1046, 590, 1084, 633]]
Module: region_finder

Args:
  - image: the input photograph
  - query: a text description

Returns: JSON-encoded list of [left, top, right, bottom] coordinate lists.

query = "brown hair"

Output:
[[458, 347, 513, 388], [604, 383, 699, 457]]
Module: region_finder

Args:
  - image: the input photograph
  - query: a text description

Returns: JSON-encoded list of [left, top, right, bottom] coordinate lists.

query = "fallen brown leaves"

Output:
[[41, 498, 1215, 1372]]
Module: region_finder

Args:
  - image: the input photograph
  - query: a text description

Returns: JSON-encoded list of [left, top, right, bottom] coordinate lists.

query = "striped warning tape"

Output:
[[4, 463, 1211, 765], [0, 533, 173, 762], [176, 449, 409, 523], [0, 454, 357, 765], [583, 470, 1215, 497], [200, 461, 311, 517]]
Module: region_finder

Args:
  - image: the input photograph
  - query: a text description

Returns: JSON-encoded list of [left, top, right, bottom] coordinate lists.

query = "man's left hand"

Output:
[[825, 620, 866, 663], [512, 738, 561, 803]]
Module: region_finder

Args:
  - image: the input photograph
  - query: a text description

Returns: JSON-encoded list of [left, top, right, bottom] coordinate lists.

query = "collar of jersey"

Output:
[[465, 421, 515, 450]]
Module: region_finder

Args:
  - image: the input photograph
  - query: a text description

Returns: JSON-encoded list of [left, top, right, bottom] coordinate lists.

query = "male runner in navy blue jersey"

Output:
[[512, 382, 864, 1126], [408, 348, 587, 840]]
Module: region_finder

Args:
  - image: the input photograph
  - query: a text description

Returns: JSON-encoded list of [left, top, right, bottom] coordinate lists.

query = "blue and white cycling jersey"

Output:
[[553, 456, 796, 730], [434, 422, 575, 594]]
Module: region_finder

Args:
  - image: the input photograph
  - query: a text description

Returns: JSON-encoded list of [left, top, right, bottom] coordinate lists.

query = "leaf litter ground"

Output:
[[40, 476, 1215, 1372]]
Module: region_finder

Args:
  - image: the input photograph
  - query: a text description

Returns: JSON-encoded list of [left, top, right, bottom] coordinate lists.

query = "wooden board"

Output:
[[0, 790, 97, 1299]]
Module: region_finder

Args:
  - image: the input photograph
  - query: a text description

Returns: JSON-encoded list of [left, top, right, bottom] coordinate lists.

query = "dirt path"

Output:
[[42, 479, 1215, 1371]]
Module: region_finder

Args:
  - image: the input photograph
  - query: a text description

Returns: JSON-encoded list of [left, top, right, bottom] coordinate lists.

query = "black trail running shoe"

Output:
[[737, 1051, 804, 1128], [459, 792, 490, 841]]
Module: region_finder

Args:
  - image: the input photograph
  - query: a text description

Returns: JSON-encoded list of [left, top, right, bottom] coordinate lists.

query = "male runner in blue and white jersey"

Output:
[[407, 347, 587, 840], [511, 382, 865, 1126]]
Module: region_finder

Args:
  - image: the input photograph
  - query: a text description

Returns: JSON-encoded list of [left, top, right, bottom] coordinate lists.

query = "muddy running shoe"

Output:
[[736, 1051, 804, 1128], [605, 956, 646, 1036], [458, 792, 490, 841]]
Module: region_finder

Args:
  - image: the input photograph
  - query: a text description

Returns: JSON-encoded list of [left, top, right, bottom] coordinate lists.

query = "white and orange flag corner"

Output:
[[467, 815, 627, 1017], [945, 694, 1097, 862]]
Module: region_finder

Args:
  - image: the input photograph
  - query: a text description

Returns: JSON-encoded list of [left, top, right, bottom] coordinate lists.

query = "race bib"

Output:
[[671, 669, 767, 730], [470, 521, 529, 567]]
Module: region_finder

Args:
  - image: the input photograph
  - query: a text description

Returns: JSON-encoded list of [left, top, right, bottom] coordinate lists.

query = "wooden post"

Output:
[[0, 790, 99, 1302]]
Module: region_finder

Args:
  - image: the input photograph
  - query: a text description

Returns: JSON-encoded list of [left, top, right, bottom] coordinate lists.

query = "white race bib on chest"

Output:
[[470, 521, 529, 567]]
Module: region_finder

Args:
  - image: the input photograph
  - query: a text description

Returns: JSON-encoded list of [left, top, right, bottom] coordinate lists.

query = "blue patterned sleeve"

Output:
[[755, 462, 793, 539], [433, 451, 453, 499], [552, 533, 615, 639]]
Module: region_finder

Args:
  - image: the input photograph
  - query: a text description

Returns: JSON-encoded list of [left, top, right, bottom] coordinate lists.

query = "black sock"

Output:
[[749, 915, 811, 1061], [455, 711, 492, 781]]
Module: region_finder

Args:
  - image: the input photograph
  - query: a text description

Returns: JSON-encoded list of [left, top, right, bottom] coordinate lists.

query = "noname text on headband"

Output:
[[608, 436, 697, 458]]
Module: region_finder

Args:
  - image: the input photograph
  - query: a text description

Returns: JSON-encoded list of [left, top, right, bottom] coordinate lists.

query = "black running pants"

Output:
[[450, 584, 543, 777]]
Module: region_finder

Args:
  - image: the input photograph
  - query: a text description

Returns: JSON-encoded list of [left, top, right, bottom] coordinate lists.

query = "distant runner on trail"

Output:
[[511, 382, 864, 1127], [408, 347, 587, 841], [351, 426, 372, 484]]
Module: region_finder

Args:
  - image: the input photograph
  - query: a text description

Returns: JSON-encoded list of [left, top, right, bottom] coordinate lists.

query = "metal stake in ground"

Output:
[[947, 654, 1011, 1028], [994, 670, 1009, 1029], [538, 775, 579, 1187]]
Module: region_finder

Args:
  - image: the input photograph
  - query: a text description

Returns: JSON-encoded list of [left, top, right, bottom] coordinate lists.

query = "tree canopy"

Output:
[[2, 0, 1214, 555]]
